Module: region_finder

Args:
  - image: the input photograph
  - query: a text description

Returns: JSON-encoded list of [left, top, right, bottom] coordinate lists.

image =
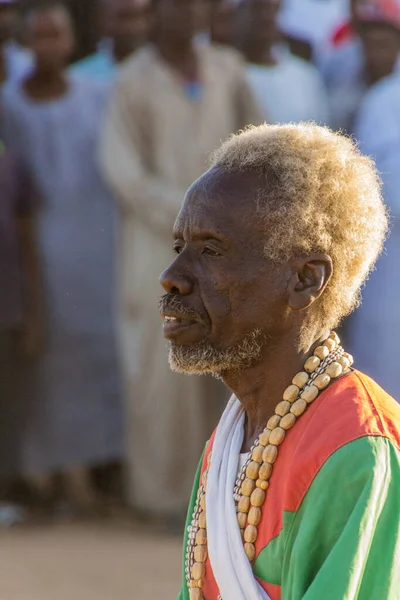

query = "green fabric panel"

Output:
[[177, 447, 205, 600], [255, 436, 400, 599]]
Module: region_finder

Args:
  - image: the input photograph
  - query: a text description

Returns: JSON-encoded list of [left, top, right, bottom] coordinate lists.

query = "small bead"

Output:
[[326, 361, 343, 378], [200, 494, 206, 511], [238, 495, 251, 513], [329, 331, 340, 345], [275, 400, 291, 417], [337, 356, 350, 371], [269, 427, 286, 446], [283, 384, 300, 402], [248, 506, 262, 526], [258, 429, 271, 446], [280, 412, 297, 430], [267, 415, 281, 430], [258, 461, 273, 480], [196, 529, 207, 545], [292, 371, 309, 389], [244, 542, 256, 562], [189, 586, 203, 599], [198, 511, 206, 529], [290, 398, 308, 417], [194, 545, 208, 563], [262, 444, 278, 464], [324, 338, 336, 352], [313, 345, 329, 360], [241, 478, 256, 497], [251, 445, 264, 463], [244, 524, 258, 543], [300, 385, 319, 404], [191, 562, 205, 580], [314, 373, 331, 390], [304, 356, 321, 373], [250, 487, 266, 507], [195, 579, 204, 589], [237, 511, 248, 528], [256, 479, 269, 490], [246, 460, 260, 480], [343, 352, 353, 366]]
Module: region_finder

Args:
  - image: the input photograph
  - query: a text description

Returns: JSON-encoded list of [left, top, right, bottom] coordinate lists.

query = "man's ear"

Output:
[[287, 254, 333, 311]]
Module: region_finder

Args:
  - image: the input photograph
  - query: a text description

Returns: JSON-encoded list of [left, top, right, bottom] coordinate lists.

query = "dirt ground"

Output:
[[0, 522, 183, 600]]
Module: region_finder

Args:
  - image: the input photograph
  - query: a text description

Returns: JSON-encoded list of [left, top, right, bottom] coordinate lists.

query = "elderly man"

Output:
[[100, 0, 261, 519], [159, 123, 400, 599]]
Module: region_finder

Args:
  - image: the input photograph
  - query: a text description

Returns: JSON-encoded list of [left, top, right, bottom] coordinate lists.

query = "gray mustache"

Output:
[[159, 295, 206, 325]]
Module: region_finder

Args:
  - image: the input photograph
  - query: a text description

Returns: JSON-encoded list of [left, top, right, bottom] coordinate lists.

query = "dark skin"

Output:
[[237, 0, 281, 66], [22, 6, 74, 101], [359, 22, 400, 85], [160, 167, 333, 451], [152, 0, 199, 81], [100, 0, 150, 63], [210, 1, 235, 47]]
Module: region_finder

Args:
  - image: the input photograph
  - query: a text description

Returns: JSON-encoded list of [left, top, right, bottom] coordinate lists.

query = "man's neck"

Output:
[[222, 327, 330, 452], [243, 44, 277, 67], [154, 39, 198, 80], [23, 69, 68, 101], [112, 42, 136, 64]]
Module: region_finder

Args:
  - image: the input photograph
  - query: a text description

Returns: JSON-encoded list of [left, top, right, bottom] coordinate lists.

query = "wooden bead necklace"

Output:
[[185, 332, 353, 600]]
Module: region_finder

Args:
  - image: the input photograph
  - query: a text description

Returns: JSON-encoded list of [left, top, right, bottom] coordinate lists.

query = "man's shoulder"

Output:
[[118, 46, 155, 78], [360, 73, 400, 115]]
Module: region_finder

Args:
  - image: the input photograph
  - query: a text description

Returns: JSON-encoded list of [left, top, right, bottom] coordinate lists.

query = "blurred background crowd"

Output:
[[0, 0, 399, 531]]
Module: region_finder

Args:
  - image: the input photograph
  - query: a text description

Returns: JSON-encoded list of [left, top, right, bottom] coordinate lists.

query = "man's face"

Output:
[[240, 0, 281, 47], [26, 8, 74, 72], [210, 1, 235, 46], [0, 6, 17, 45], [107, 0, 149, 50], [159, 168, 291, 376], [360, 22, 400, 81], [153, 0, 197, 45]]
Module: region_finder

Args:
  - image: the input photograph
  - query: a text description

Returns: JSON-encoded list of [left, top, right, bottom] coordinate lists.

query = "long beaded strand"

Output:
[[185, 332, 353, 600]]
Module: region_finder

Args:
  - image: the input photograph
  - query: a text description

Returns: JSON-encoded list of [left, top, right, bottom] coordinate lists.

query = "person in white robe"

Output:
[[99, 0, 263, 518]]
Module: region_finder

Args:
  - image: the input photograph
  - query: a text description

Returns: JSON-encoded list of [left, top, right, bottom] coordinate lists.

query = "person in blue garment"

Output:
[[70, 0, 150, 83], [1, 0, 123, 512]]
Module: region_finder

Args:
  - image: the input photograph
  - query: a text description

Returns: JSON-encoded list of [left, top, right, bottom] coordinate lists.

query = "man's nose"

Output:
[[159, 263, 193, 295]]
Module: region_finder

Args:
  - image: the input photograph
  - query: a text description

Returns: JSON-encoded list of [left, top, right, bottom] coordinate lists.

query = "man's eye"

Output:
[[173, 245, 183, 255], [202, 246, 220, 257]]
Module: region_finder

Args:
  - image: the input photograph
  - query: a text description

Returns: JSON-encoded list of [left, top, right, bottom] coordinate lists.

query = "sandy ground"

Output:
[[0, 522, 183, 600]]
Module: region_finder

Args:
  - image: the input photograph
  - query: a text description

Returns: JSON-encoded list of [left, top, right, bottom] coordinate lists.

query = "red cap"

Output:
[[357, 0, 400, 31]]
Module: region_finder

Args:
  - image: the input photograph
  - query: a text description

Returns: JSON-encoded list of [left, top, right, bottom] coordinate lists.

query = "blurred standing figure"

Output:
[[100, 0, 262, 518], [322, 0, 400, 132], [238, 0, 329, 124], [349, 72, 400, 401], [210, 0, 236, 46], [70, 0, 150, 83], [1, 0, 123, 512], [0, 0, 32, 84]]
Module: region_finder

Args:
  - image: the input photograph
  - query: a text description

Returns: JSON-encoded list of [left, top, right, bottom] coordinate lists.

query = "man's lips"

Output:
[[161, 311, 205, 342]]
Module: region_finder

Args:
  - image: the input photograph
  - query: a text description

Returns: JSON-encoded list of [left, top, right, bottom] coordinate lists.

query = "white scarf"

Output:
[[206, 396, 271, 600]]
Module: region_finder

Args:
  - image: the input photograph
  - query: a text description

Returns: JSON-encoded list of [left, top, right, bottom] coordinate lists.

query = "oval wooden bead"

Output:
[[337, 356, 350, 370], [256, 479, 269, 490], [252, 445, 264, 463], [196, 529, 207, 545], [313, 345, 329, 360], [329, 331, 340, 345], [244, 542, 256, 562], [241, 478, 256, 497], [290, 398, 308, 417], [269, 427, 286, 446], [248, 506, 262, 526], [238, 494, 251, 513], [314, 373, 331, 390], [194, 544, 208, 563], [258, 461, 273, 480], [324, 338, 336, 352], [250, 487, 266, 507], [283, 384, 300, 402], [246, 460, 260, 480], [326, 361, 343, 378], [300, 384, 319, 404], [259, 429, 271, 446], [244, 524, 258, 543], [280, 412, 297, 430], [292, 371, 309, 389], [198, 511, 206, 529], [267, 415, 281, 430], [275, 400, 291, 417], [191, 562, 205, 580], [262, 444, 278, 464], [200, 494, 206, 511], [304, 356, 320, 373], [189, 588, 202, 600], [237, 511, 248, 529]]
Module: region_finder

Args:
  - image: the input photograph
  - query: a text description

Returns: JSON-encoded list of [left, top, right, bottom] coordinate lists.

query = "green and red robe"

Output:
[[178, 371, 400, 599]]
